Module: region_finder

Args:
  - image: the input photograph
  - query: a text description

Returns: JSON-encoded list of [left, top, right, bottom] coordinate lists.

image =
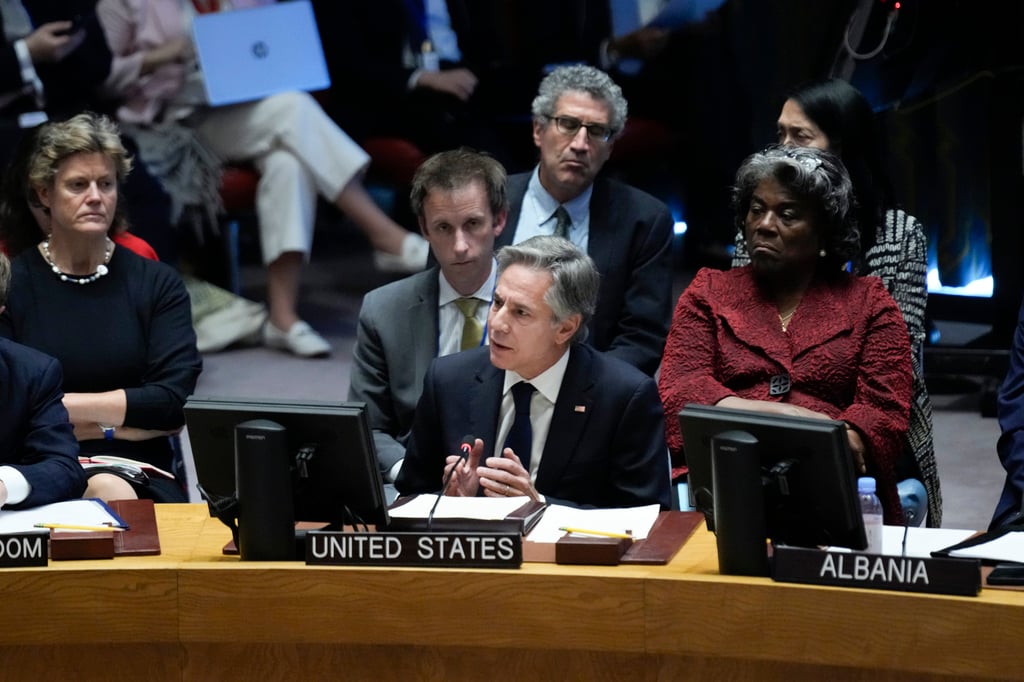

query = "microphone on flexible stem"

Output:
[[427, 435, 476, 532]]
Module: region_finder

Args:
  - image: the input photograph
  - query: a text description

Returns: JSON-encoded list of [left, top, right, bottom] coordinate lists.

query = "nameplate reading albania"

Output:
[[772, 546, 981, 596], [306, 531, 522, 568]]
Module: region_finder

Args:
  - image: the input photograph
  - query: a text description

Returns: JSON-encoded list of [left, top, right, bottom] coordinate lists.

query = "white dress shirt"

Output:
[[495, 348, 571, 482], [436, 259, 496, 356]]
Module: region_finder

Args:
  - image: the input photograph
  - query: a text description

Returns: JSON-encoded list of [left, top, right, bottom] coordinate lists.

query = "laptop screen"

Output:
[[192, 0, 330, 107]]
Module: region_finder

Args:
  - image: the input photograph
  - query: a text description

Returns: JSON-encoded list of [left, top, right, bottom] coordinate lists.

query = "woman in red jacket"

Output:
[[659, 145, 912, 523]]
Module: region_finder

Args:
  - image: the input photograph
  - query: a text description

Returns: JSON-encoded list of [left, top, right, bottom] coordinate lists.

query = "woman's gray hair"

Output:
[[0, 251, 10, 307], [531, 65, 628, 135], [496, 235, 599, 345], [732, 144, 860, 271], [28, 112, 132, 190]]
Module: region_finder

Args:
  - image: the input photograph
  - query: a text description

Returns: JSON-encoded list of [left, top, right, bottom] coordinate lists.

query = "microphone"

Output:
[[427, 435, 475, 532]]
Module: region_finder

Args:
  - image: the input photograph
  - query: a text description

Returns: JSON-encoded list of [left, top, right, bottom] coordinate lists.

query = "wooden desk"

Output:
[[2, 504, 1021, 681], [1, 504, 207, 679]]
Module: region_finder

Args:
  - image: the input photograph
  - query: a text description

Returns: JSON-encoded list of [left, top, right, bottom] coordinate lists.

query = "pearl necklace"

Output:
[[41, 238, 113, 285]]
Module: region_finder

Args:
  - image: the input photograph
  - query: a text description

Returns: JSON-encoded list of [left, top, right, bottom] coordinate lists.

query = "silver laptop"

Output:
[[192, 0, 330, 107]]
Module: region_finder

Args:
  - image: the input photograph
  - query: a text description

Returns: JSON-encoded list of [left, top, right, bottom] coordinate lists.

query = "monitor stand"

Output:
[[711, 430, 770, 576]]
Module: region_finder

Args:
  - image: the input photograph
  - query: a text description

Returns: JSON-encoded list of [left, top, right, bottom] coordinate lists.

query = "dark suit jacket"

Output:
[[311, 0, 606, 142], [1, 4, 112, 117], [502, 171, 673, 376], [0, 338, 86, 508], [396, 343, 671, 509], [348, 267, 441, 474], [993, 296, 1024, 528], [313, 0, 606, 101]]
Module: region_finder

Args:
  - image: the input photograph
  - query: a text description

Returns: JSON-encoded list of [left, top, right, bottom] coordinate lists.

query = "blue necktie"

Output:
[[503, 382, 535, 472]]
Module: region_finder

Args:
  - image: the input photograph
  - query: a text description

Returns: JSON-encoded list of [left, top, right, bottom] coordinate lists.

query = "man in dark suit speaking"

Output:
[[500, 64, 673, 376], [0, 253, 86, 508], [396, 236, 670, 509]]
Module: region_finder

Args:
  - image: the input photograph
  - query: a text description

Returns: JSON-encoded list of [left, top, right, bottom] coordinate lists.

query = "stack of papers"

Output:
[[0, 499, 126, 534]]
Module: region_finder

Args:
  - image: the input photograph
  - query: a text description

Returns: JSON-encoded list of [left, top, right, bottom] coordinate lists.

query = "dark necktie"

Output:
[[402, 0, 429, 52], [553, 206, 571, 240], [502, 382, 535, 472]]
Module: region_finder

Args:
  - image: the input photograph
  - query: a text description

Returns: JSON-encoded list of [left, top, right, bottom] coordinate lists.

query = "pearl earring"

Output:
[[819, 248, 827, 258]]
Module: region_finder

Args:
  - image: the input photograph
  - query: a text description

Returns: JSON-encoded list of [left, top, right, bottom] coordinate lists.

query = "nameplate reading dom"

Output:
[[772, 546, 981, 596], [0, 531, 48, 567], [306, 531, 522, 568]]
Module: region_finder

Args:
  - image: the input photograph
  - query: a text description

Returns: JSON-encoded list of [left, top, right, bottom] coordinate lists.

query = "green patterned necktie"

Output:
[[454, 297, 483, 350]]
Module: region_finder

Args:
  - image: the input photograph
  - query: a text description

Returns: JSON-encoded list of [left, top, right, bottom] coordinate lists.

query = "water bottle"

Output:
[[858, 476, 884, 554]]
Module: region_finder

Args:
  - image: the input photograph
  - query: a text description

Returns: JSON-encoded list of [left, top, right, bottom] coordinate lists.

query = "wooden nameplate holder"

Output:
[[49, 499, 161, 560]]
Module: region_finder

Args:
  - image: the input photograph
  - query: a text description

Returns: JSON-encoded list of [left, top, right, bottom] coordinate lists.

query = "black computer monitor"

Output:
[[184, 396, 389, 528], [678, 404, 866, 561]]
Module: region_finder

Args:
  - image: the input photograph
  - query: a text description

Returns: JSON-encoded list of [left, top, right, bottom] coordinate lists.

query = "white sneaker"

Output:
[[373, 233, 429, 273], [262, 320, 331, 358]]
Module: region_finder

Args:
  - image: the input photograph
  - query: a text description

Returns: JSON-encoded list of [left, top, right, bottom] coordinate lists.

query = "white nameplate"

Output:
[[305, 531, 522, 568]]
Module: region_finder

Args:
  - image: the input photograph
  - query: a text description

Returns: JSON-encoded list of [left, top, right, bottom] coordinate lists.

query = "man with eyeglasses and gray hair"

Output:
[[498, 64, 673, 377]]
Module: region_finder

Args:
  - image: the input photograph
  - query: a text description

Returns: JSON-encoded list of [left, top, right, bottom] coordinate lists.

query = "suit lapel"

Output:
[[723, 269, 857, 367], [535, 345, 594, 491], [407, 271, 440, 385], [469, 358, 504, 461], [787, 276, 856, 359], [584, 177, 613, 271], [717, 269, 792, 366], [499, 172, 530, 249]]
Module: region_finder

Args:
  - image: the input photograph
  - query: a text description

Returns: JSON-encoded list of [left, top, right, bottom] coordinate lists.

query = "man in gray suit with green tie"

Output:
[[348, 149, 508, 481]]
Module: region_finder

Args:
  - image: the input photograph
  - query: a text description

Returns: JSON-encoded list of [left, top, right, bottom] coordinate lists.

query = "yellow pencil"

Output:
[[558, 527, 632, 539], [34, 523, 127, 532]]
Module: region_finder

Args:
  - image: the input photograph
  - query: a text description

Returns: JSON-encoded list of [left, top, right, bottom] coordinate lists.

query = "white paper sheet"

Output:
[[525, 503, 661, 543], [826, 526, 977, 557], [947, 530, 1024, 563], [883, 526, 977, 557], [389, 495, 531, 520], [0, 498, 126, 534]]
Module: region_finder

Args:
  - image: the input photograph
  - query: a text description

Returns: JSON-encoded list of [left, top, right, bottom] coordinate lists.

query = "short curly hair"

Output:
[[732, 144, 860, 273], [1, 113, 132, 256], [28, 112, 132, 190], [531, 65, 628, 135]]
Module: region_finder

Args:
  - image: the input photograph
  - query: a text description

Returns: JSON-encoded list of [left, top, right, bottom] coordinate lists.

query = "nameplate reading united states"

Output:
[[772, 546, 981, 596], [0, 531, 48, 568], [306, 531, 522, 568]]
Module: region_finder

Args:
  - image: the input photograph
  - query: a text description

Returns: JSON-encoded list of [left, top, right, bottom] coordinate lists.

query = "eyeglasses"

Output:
[[545, 115, 615, 142]]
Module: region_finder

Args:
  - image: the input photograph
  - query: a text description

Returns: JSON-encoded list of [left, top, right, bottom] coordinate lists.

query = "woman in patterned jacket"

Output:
[[732, 79, 939, 526], [663, 146, 912, 524]]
